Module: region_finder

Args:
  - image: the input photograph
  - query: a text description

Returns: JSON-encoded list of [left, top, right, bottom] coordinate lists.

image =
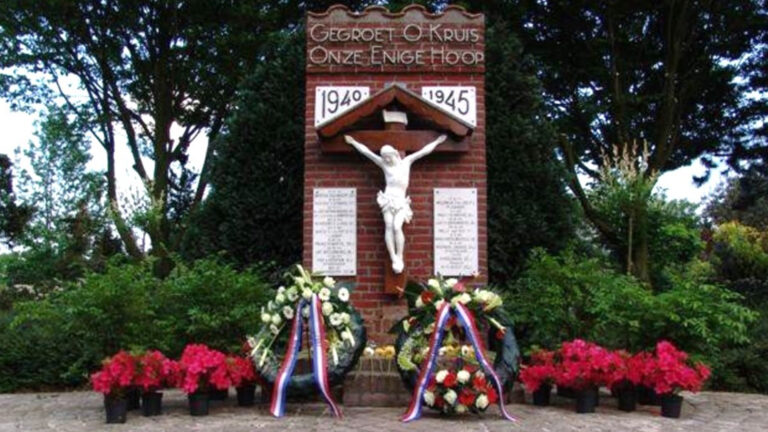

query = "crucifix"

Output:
[[345, 110, 447, 276]]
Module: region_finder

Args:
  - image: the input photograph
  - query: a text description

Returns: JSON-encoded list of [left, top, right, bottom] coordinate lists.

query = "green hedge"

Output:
[[0, 258, 270, 392]]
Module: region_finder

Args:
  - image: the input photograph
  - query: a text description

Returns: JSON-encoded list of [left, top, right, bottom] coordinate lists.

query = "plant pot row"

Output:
[[532, 384, 683, 418], [104, 385, 257, 424]]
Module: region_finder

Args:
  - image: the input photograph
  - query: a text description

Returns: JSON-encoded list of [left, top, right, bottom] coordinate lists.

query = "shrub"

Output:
[[1, 257, 270, 392], [507, 249, 756, 387]]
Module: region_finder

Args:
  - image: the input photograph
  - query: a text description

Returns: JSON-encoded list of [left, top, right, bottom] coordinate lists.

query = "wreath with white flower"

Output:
[[247, 265, 366, 392], [393, 277, 519, 414]]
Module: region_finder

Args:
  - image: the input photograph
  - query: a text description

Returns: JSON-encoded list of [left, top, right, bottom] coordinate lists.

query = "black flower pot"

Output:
[[660, 393, 683, 418], [532, 384, 552, 406], [637, 385, 661, 406], [236, 384, 256, 407], [557, 385, 576, 398], [141, 391, 163, 416], [209, 388, 229, 401], [616, 385, 637, 412], [575, 387, 598, 414], [188, 392, 210, 416], [104, 396, 127, 424], [126, 387, 141, 410]]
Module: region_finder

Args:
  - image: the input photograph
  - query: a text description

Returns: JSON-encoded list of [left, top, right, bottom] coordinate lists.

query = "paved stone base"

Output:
[[0, 390, 766, 432]]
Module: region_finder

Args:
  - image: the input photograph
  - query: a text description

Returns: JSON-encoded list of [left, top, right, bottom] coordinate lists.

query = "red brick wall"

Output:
[[304, 5, 486, 343]]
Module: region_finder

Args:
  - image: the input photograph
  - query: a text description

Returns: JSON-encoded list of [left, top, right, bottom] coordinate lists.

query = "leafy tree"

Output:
[[484, 20, 576, 282], [182, 32, 305, 270], [706, 167, 768, 231], [499, 0, 764, 281], [0, 0, 356, 269], [0, 155, 32, 246]]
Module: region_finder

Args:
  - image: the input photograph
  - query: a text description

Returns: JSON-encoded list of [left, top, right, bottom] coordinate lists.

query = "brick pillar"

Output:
[[304, 4, 486, 344]]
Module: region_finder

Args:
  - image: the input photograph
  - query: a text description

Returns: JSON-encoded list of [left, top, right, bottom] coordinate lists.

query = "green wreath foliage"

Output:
[[247, 266, 366, 393]]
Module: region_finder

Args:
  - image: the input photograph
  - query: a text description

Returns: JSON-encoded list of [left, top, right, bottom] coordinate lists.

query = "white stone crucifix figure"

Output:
[[344, 117, 446, 274]]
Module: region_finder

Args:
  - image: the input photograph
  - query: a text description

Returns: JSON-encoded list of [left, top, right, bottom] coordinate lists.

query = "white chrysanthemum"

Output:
[[423, 391, 435, 406], [341, 312, 351, 324], [438, 346, 448, 357], [363, 346, 375, 357], [445, 278, 458, 288], [282, 306, 294, 320], [457, 370, 471, 384], [275, 293, 286, 304], [475, 394, 489, 410], [302, 288, 313, 300], [261, 312, 271, 324], [322, 301, 334, 316], [474, 371, 485, 381], [302, 306, 310, 318], [435, 370, 448, 383], [456, 404, 467, 414], [434, 299, 446, 311], [277, 286, 286, 295], [323, 276, 335, 288], [329, 313, 342, 327], [415, 296, 424, 308], [461, 345, 473, 358], [271, 314, 282, 326], [451, 292, 471, 306], [337, 287, 350, 302], [444, 389, 457, 405], [319, 287, 331, 302], [287, 287, 299, 302], [427, 279, 441, 290], [269, 324, 280, 335], [424, 322, 436, 334]]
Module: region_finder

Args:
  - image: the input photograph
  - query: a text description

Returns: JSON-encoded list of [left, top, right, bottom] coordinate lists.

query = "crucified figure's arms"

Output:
[[404, 134, 447, 164], [344, 135, 384, 168]]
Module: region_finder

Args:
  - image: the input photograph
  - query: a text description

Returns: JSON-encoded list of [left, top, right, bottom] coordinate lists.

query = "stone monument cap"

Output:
[[383, 110, 408, 126]]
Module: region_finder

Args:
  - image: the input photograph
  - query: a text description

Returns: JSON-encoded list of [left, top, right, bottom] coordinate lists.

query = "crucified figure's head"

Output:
[[379, 145, 401, 167]]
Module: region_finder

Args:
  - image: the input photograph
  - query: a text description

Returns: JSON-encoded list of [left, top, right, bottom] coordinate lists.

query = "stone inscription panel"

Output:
[[313, 188, 356, 275], [434, 188, 478, 276]]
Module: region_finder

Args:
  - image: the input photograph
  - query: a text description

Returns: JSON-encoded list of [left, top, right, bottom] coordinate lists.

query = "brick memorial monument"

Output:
[[304, 4, 486, 345]]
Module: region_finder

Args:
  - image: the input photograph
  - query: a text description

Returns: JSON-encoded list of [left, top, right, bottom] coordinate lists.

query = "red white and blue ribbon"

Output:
[[401, 302, 516, 422], [269, 295, 342, 418]]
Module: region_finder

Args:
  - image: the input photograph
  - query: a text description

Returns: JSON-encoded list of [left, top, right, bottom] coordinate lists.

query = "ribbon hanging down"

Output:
[[401, 302, 516, 422], [269, 294, 343, 418]]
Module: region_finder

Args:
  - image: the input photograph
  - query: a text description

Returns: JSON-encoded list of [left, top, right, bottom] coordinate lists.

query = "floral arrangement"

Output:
[[91, 350, 137, 397], [176, 344, 230, 394], [394, 277, 519, 417], [554, 339, 619, 390], [519, 348, 558, 392], [134, 350, 178, 393], [423, 365, 499, 414], [247, 265, 359, 370], [643, 341, 711, 395], [518, 340, 711, 397], [226, 355, 257, 388], [362, 344, 396, 359]]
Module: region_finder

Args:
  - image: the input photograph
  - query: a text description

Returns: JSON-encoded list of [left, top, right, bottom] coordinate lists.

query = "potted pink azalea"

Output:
[[519, 348, 557, 406], [643, 341, 711, 418], [175, 344, 230, 416], [91, 351, 136, 424]]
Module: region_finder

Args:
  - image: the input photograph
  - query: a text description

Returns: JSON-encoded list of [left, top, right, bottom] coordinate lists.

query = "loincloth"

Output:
[[377, 191, 413, 223]]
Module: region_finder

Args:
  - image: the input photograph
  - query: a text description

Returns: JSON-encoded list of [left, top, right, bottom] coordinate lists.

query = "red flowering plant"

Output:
[[554, 339, 618, 390], [176, 344, 230, 394], [519, 348, 558, 392], [423, 363, 499, 414], [134, 350, 179, 394], [643, 341, 711, 395], [226, 355, 257, 388], [91, 350, 137, 398], [606, 350, 649, 390]]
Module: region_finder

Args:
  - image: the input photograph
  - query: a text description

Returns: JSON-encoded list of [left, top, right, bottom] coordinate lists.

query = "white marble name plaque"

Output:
[[434, 188, 478, 276], [312, 188, 357, 275]]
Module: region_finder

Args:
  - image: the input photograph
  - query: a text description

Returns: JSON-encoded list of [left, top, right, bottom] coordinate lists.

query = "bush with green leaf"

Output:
[[507, 249, 757, 388], [1, 257, 270, 392]]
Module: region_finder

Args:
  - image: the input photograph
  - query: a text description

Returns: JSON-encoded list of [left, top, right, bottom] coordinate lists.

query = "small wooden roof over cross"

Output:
[[315, 83, 474, 153]]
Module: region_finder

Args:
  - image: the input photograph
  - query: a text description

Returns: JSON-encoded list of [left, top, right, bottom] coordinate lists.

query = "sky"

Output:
[[0, 98, 726, 215]]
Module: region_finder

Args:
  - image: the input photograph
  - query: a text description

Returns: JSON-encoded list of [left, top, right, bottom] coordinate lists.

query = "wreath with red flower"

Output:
[[393, 277, 519, 414]]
